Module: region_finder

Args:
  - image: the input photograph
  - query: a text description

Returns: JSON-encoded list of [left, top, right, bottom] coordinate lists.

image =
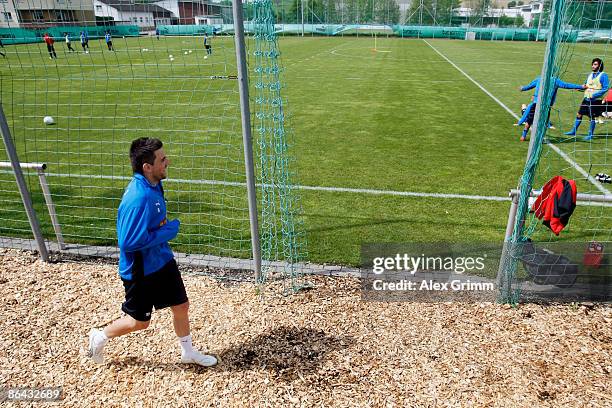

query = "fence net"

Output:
[[0, 0, 307, 285]]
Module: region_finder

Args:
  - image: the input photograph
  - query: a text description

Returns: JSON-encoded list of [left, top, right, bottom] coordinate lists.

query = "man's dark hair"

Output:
[[592, 58, 604, 72], [130, 138, 163, 174]]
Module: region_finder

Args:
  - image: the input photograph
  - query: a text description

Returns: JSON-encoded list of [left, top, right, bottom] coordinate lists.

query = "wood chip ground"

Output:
[[0, 249, 610, 407]]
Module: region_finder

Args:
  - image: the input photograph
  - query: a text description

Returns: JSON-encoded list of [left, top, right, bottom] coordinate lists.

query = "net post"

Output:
[[497, 190, 520, 301], [0, 104, 49, 261], [36, 168, 66, 250], [232, 0, 263, 282]]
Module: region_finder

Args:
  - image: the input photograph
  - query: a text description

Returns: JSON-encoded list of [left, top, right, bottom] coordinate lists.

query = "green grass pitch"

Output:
[[0, 35, 609, 266]]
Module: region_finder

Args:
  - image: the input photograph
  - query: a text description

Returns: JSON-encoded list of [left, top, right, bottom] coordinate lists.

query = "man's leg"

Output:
[[171, 300, 190, 337], [171, 301, 217, 367], [518, 102, 533, 126], [521, 124, 530, 141], [88, 316, 150, 363], [105, 315, 150, 338], [565, 114, 582, 135], [585, 118, 597, 141]]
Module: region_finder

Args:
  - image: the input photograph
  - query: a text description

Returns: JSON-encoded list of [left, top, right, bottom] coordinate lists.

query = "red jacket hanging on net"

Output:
[[530, 176, 577, 235]]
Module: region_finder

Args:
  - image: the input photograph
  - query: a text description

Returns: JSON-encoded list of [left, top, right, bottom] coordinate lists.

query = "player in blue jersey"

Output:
[[565, 58, 609, 140], [87, 138, 217, 367], [517, 76, 585, 141], [80, 31, 89, 53], [105, 31, 114, 51]]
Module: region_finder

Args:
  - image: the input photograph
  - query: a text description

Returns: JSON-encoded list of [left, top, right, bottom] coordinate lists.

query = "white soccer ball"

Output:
[[43, 116, 54, 125], [169, 54, 173, 58], [204, 56, 208, 59], [170, 57, 174, 62], [184, 51, 188, 55], [188, 50, 192, 54]]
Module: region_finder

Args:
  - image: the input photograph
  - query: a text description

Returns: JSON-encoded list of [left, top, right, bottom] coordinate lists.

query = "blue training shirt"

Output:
[[117, 173, 178, 280]]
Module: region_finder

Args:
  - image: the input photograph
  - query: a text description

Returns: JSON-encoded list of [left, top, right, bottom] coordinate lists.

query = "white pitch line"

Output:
[[3, 170, 610, 206], [423, 39, 518, 118], [423, 39, 611, 196], [2, 170, 509, 201]]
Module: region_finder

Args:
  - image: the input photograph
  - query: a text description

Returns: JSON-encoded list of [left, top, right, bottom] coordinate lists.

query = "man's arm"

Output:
[[555, 78, 586, 90], [520, 78, 539, 92], [117, 205, 179, 252]]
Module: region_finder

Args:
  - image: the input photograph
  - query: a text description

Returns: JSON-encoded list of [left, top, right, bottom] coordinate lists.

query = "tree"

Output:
[[507, 1, 516, 8], [405, 0, 460, 25], [468, 0, 491, 26], [498, 14, 524, 27], [287, 0, 326, 24]]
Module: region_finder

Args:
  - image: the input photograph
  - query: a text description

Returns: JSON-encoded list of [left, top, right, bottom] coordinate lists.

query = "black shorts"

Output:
[[578, 98, 604, 118], [524, 103, 552, 126], [121, 259, 188, 322]]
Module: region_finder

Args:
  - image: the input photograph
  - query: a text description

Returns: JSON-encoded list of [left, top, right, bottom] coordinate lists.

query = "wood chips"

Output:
[[0, 249, 610, 407]]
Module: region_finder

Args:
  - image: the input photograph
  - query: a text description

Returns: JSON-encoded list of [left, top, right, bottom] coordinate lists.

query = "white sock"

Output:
[[179, 334, 193, 355], [93, 329, 108, 348]]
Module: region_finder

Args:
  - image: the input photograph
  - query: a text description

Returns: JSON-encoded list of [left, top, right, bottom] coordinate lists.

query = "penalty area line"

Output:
[[423, 39, 611, 196]]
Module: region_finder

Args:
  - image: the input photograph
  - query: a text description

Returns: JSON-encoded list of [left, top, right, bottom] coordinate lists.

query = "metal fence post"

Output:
[[0, 104, 49, 261], [232, 0, 262, 282]]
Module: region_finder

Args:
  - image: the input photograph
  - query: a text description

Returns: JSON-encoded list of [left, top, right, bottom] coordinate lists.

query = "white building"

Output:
[[94, 0, 172, 28], [512, 2, 543, 27], [194, 15, 222, 25], [0, 1, 20, 28]]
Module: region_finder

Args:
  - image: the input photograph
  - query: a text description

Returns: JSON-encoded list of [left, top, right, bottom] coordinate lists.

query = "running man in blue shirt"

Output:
[[105, 31, 114, 51], [87, 138, 217, 367], [517, 76, 585, 141], [80, 31, 89, 53], [565, 58, 609, 140]]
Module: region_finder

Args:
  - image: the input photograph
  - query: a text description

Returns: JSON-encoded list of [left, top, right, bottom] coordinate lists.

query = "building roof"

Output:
[[97, 0, 172, 15]]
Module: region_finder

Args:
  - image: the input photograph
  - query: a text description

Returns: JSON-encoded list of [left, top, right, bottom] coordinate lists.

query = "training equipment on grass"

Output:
[[0, 0, 306, 287], [497, 0, 611, 304], [595, 173, 611, 184]]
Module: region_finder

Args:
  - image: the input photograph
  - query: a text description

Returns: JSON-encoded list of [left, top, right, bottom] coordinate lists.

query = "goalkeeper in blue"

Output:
[[518, 76, 585, 141], [565, 58, 609, 141]]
